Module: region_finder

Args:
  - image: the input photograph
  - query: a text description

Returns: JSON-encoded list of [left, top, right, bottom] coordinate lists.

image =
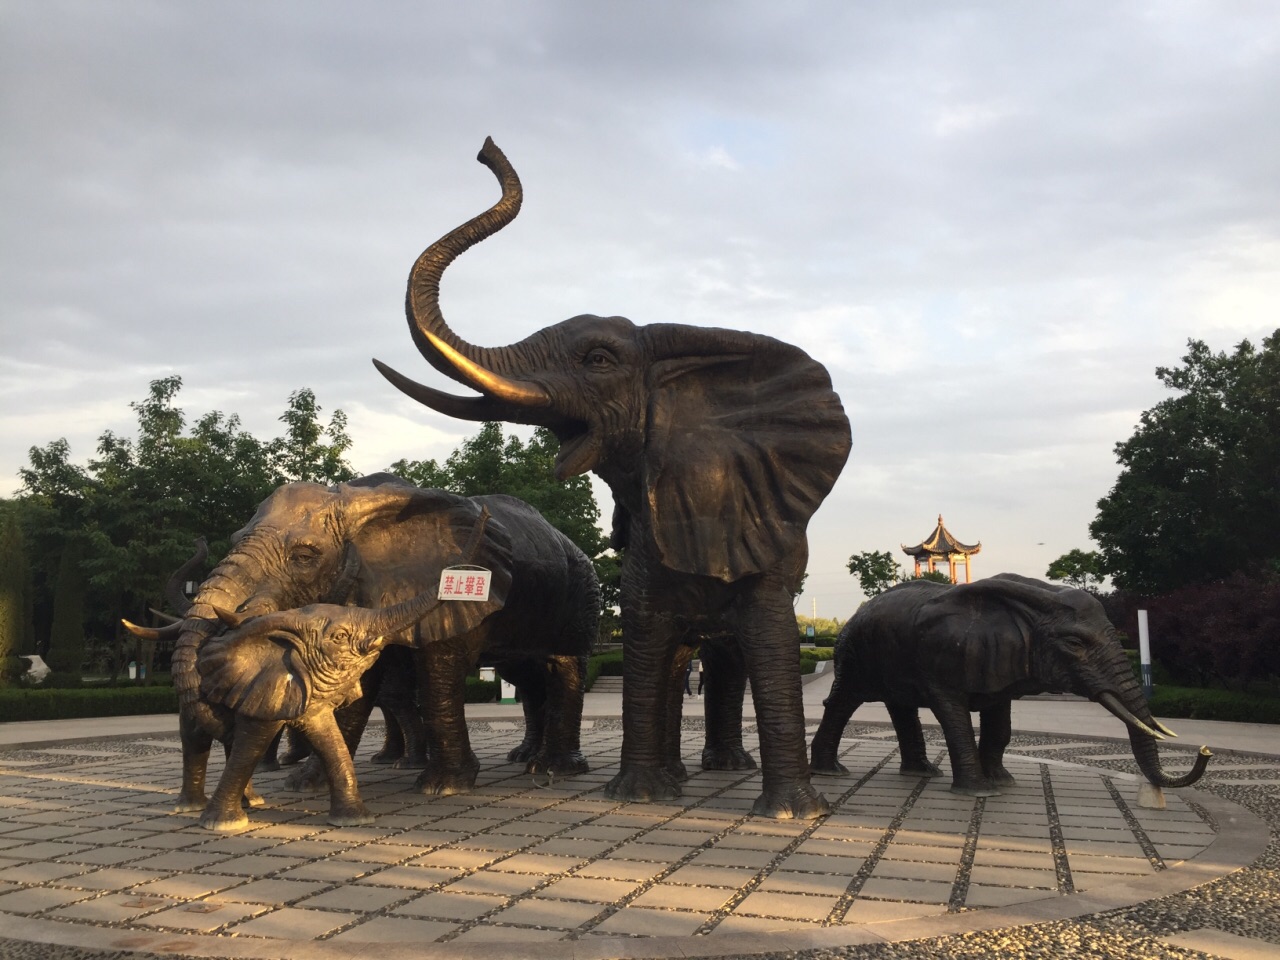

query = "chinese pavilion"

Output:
[[902, 515, 981, 583]]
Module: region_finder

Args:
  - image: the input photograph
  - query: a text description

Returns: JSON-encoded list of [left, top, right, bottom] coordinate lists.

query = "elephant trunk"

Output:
[[1094, 683, 1211, 788], [406, 137, 530, 385], [171, 561, 261, 708], [164, 537, 207, 616]]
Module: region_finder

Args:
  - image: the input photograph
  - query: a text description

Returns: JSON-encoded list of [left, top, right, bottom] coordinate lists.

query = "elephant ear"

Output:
[[642, 328, 851, 582], [922, 580, 1054, 693], [340, 482, 513, 638], [197, 633, 310, 721]]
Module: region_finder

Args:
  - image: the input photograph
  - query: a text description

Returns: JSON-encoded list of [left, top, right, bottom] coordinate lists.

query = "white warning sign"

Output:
[[438, 566, 492, 602]]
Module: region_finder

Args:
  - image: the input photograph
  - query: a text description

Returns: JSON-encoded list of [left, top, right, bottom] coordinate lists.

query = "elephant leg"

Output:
[[929, 693, 999, 797], [259, 728, 286, 772], [414, 646, 479, 796], [278, 726, 313, 766], [662, 644, 696, 781], [300, 710, 374, 827], [604, 564, 683, 804], [175, 709, 214, 812], [284, 657, 382, 793], [199, 719, 282, 832], [498, 659, 548, 765], [738, 581, 829, 820], [370, 705, 406, 764], [701, 638, 756, 771], [979, 700, 1016, 787], [808, 665, 859, 776], [527, 655, 589, 777], [889, 703, 940, 777], [389, 702, 428, 769]]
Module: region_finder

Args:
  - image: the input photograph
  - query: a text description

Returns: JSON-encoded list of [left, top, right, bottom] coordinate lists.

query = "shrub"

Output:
[[589, 649, 625, 686], [465, 678, 499, 703], [1148, 685, 1280, 725], [0, 685, 179, 722]]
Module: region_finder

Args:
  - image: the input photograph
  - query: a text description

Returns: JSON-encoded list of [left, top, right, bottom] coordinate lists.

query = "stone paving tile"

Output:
[[538, 874, 642, 902], [447, 869, 547, 897], [871, 858, 959, 883], [394, 890, 507, 920], [450, 923, 566, 942], [839, 897, 951, 923], [489, 895, 604, 928], [52, 865, 170, 890], [967, 864, 1058, 888], [356, 864, 463, 888], [632, 883, 735, 912], [47, 891, 176, 923], [210, 877, 329, 905], [330, 914, 461, 941], [593, 905, 711, 937], [297, 883, 410, 911], [736, 889, 842, 921], [858, 876, 954, 904], [0, 885, 93, 913], [276, 858, 384, 882], [0, 860, 87, 884], [226, 905, 355, 939], [963, 885, 1060, 908]]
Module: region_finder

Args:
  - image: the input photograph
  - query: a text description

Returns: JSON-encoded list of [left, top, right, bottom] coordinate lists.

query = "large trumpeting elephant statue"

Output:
[[374, 139, 850, 818]]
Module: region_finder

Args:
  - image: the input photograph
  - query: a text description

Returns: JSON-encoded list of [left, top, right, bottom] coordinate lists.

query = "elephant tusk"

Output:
[[1153, 719, 1179, 738], [422, 331, 551, 408], [211, 605, 251, 629], [1097, 691, 1165, 740], [121, 619, 162, 641]]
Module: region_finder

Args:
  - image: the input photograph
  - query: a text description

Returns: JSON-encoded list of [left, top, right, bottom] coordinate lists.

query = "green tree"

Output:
[[1091, 331, 1280, 592], [17, 377, 356, 651], [391, 423, 608, 559], [271, 388, 355, 484], [0, 506, 34, 662], [903, 569, 953, 585], [846, 550, 902, 597], [45, 541, 87, 675], [1046, 549, 1105, 591]]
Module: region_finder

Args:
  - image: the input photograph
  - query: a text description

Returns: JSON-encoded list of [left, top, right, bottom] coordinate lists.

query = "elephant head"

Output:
[[373, 138, 851, 583], [935, 573, 1210, 789], [196, 589, 445, 722]]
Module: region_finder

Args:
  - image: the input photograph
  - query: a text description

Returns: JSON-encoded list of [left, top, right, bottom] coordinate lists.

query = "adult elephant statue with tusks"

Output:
[[127, 473, 599, 812], [809, 574, 1211, 796], [373, 138, 851, 818]]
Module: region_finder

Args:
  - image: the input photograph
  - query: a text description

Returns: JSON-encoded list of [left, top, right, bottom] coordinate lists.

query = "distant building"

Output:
[[902, 515, 981, 583]]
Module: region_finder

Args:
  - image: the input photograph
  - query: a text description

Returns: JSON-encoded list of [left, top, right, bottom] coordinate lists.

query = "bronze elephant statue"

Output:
[[129, 475, 599, 813], [810, 574, 1210, 795], [375, 139, 850, 818]]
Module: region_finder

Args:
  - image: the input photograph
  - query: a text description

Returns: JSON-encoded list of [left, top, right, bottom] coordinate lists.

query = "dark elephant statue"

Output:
[[374, 139, 850, 818], [809, 574, 1211, 796], [129, 475, 599, 811], [193, 590, 446, 831]]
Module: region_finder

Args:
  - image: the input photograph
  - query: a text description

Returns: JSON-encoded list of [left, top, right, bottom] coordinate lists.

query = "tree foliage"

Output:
[[45, 540, 86, 674], [391, 423, 608, 560], [903, 569, 953, 585], [1091, 331, 1280, 593], [16, 377, 354, 656], [1046, 549, 1105, 591], [846, 550, 902, 597], [0, 506, 33, 660]]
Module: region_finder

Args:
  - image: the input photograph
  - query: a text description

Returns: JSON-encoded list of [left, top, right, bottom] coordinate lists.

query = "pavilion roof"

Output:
[[902, 515, 981, 558]]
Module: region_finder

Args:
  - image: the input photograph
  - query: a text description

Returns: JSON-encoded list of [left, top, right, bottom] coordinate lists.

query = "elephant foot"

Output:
[[258, 758, 281, 772], [414, 762, 479, 797], [527, 751, 590, 778], [809, 758, 850, 776], [950, 779, 1002, 798], [283, 763, 329, 794], [900, 759, 942, 777], [664, 759, 689, 783], [506, 741, 539, 764], [702, 745, 757, 771], [751, 782, 830, 820], [173, 792, 208, 814], [984, 766, 1017, 787], [199, 808, 249, 832], [328, 802, 375, 827], [278, 748, 311, 767], [242, 786, 265, 808], [369, 748, 403, 765], [604, 765, 681, 803], [391, 753, 429, 770]]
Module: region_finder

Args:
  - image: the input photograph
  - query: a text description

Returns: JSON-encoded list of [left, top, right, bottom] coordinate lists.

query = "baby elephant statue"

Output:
[[810, 574, 1210, 797], [190, 589, 450, 831]]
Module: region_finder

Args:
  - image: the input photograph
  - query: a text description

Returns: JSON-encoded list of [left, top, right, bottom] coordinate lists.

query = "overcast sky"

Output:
[[3, 1, 1278, 618]]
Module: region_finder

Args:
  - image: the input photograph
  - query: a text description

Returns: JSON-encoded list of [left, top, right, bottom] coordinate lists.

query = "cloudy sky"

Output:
[[3, 1, 1278, 618]]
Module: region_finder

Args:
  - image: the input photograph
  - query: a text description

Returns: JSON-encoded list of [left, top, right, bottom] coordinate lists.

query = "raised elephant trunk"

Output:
[[406, 137, 526, 383], [172, 565, 259, 708]]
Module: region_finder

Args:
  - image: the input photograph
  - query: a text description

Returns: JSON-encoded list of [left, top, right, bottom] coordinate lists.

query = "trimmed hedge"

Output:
[[0, 686, 179, 722], [799, 647, 835, 675], [589, 650, 624, 686], [1148, 685, 1280, 725]]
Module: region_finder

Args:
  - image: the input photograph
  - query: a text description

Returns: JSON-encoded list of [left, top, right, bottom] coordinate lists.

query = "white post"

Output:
[[1137, 609, 1153, 700]]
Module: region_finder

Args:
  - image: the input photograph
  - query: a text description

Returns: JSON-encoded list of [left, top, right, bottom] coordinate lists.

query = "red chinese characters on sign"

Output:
[[437, 567, 491, 602]]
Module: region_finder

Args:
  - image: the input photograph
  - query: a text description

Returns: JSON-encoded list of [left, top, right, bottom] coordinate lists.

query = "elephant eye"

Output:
[[583, 348, 616, 370], [290, 545, 321, 565]]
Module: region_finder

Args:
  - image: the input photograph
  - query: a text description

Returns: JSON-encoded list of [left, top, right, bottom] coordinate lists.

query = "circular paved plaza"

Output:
[[0, 716, 1274, 959]]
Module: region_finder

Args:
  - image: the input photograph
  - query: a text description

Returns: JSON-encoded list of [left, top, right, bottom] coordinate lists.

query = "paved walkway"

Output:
[[0, 675, 1275, 959]]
